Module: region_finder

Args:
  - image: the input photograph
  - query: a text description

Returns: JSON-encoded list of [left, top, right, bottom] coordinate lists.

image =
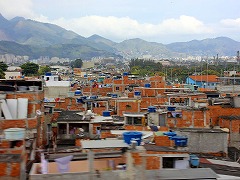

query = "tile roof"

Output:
[[189, 75, 219, 82]]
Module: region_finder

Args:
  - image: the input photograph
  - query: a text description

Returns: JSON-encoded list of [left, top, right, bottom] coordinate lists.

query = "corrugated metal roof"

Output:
[[81, 140, 129, 149]]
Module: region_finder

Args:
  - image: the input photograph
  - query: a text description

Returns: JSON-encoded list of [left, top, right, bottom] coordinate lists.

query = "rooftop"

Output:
[[81, 139, 129, 149], [189, 75, 219, 82]]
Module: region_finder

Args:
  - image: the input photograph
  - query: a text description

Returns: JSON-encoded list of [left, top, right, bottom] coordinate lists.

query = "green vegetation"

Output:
[[38, 65, 51, 75], [129, 59, 163, 76], [0, 62, 8, 79], [71, 58, 83, 68], [20, 62, 39, 76], [129, 59, 240, 83]]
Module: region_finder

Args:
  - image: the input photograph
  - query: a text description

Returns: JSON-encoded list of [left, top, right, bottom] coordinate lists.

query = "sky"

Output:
[[0, 0, 240, 44]]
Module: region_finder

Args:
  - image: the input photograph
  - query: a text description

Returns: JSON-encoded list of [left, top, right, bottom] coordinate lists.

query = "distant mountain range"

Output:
[[0, 14, 240, 60]]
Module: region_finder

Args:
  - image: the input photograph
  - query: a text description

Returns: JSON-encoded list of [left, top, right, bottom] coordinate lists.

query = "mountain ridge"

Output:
[[0, 14, 239, 59]]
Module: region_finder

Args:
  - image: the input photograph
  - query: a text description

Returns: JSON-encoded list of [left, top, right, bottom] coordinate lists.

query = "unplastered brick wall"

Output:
[[209, 106, 240, 126], [167, 109, 210, 128], [154, 136, 174, 147], [0, 117, 38, 130], [0, 140, 25, 178]]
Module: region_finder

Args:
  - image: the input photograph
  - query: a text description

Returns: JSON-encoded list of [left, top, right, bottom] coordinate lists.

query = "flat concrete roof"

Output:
[[155, 168, 219, 179], [174, 128, 228, 133], [81, 140, 129, 149]]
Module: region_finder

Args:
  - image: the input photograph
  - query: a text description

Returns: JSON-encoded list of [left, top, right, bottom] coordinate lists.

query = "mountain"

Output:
[[0, 41, 120, 59], [166, 37, 240, 56], [114, 38, 179, 58], [0, 41, 33, 56], [0, 14, 240, 59], [87, 34, 116, 47], [87, 34, 117, 53], [0, 14, 119, 59], [0, 13, 87, 46]]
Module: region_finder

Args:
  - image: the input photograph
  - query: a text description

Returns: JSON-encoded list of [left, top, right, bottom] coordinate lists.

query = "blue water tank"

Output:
[[123, 132, 142, 146], [45, 72, 52, 76], [134, 91, 141, 96], [167, 106, 176, 111], [76, 98, 84, 103], [90, 95, 98, 99], [171, 136, 188, 147], [123, 72, 128, 76], [75, 90, 81, 95], [163, 132, 177, 139], [102, 111, 111, 117], [148, 106, 157, 113], [144, 83, 151, 88], [84, 74, 88, 78], [111, 94, 118, 98], [189, 154, 199, 167], [81, 96, 87, 100]]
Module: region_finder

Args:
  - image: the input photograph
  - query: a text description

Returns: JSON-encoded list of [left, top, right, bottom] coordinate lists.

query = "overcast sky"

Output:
[[0, 0, 240, 43]]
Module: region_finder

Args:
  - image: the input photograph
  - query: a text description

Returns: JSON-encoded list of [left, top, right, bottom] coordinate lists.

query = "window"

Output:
[[126, 118, 133, 125], [126, 105, 132, 110], [126, 117, 142, 125], [116, 86, 120, 91], [133, 117, 142, 125]]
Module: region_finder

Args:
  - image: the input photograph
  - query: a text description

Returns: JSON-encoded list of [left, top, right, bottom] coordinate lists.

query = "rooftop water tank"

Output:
[[102, 111, 111, 117], [45, 72, 52, 76], [75, 90, 81, 96], [144, 83, 151, 88], [167, 106, 176, 111], [90, 95, 98, 99], [4, 128, 25, 140], [18, 86, 28, 91], [171, 136, 188, 147], [29, 86, 39, 91], [189, 154, 199, 167], [148, 106, 157, 113], [123, 72, 128, 76], [123, 131, 142, 146], [163, 132, 177, 139], [81, 96, 87, 100], [134, 91, 141, 96], [76, 98, 85, 103], [111, 94, 118, 98]]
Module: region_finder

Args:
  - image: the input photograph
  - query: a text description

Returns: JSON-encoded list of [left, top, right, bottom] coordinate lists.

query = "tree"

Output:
[[202, 69, 220, 76], [0, 69, 5, 79], [71, 58, 83, 68], [0, 62, 7, 79], [20, 62, 39, 76], [38, 65, 51, 75], [129, 59, 163, 77], [0, 62, 8, 71]]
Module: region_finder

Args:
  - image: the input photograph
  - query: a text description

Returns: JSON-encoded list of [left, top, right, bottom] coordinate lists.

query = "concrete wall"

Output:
[[217, 85, 240, 93], [44, 86, 70, 98], [175, 130, 228, 155]]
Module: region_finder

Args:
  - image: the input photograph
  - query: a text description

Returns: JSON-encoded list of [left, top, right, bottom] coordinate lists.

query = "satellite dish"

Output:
[[36, 110, 42, 116]]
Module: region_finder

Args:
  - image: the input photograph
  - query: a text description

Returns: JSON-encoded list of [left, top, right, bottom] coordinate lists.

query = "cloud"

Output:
[[0, 0, 35, 19], [220, 18, 240, 28], [46, 15, 212, 42]]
